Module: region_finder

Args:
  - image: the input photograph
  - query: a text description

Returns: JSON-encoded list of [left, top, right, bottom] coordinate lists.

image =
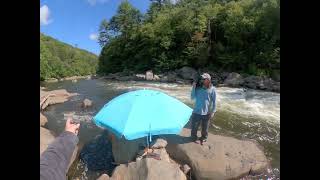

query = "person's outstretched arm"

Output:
[[40, 118, 80, 180], [191, 82, 197, 100]]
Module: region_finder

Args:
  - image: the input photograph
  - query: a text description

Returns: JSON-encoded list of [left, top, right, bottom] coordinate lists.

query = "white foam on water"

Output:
[[101, 81, 280, 125]]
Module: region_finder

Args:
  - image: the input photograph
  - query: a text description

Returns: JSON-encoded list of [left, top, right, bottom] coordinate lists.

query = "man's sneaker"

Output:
[[194, 139, 202, 144]]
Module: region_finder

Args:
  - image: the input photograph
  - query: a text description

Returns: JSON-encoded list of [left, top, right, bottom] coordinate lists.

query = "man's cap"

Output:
[[201, 73, 211, 80]]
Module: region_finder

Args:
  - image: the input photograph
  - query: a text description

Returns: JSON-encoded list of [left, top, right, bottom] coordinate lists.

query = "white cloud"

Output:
[[40, 5, 52, 25], [89, 33, 98, 41], [87, 0, 109, 6]]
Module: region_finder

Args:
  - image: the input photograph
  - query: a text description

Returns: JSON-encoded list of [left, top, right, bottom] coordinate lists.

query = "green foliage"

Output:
[[98, 0, 280, 77], [40, 33, 98, 80]]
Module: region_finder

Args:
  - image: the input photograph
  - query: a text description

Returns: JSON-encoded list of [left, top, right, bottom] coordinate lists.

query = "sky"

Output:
[[40, 0, 151, 55]]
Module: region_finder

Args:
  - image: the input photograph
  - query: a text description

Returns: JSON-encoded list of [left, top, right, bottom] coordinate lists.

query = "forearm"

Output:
[[40, 131, 79, 179], [191, 87, 196, 100]]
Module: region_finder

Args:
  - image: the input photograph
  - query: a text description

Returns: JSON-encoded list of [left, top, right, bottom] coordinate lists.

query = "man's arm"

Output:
[[40, 119, 79, 180], [191, 82, 196, 100], [209, 87, 217, 115]]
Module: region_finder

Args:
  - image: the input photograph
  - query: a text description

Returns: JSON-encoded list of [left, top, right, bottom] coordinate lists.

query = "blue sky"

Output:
[[40, 0, 151, 55]]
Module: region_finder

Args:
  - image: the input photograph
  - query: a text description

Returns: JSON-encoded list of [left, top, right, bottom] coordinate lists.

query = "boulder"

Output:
[[167, 72, 178, 82], [165, 128, 269, 180], [146, 70, 154, 81], [111, 157, 186, 180], [153, 75, 160, 81], [224, 72, 244, 87], [177, 67, 197, 80], [40, 89, 77, 110], [243, 76, 263, 89], [40, 127, 55, 155], [135, 74, 146, 80], [82, 98, 93, 108], [40, 113, 48, 127]]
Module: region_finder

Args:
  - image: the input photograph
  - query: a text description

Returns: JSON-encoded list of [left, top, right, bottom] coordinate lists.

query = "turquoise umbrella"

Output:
[[93, 89, 192, 142]]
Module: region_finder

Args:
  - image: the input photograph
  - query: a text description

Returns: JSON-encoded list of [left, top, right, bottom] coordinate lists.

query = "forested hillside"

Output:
[[40, 33, 98, 81]]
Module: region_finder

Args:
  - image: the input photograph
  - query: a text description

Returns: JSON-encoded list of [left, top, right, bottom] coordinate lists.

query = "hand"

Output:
[[192, 82, 197, 87], [65, 118, 80, 135]]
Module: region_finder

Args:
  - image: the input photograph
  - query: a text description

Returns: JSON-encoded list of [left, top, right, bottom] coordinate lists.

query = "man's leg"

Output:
[[190, 114, 201, 141], [200, 114, 211, 141]]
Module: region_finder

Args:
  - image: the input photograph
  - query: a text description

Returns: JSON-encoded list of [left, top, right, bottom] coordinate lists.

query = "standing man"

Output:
[[190, 73, 217, 145]]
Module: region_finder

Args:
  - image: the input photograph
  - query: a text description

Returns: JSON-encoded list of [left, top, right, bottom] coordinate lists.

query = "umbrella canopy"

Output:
[[93, 89, 192, 140]]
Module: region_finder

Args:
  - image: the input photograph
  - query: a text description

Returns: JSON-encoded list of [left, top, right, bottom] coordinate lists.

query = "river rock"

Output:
[[165, 128, 269, 180], [40, 127, 55, 155], [45, 78, 58, 83], [153, 74, 160, 81], [80, 131, 115, 173], [111, 157, 186, 180], [40, 89, 77, 110], [224, 72, 244, 87], [135, 74, 146, 80], [243, 76, 263, 89], [82, 98, 93, 108], [177, 66, 197, 80], [146, 70, 154, 80], [167, 72, 178, 82], [40, 113, 48, 127]]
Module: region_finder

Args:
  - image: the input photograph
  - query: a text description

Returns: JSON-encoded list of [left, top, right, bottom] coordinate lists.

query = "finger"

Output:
[[76, 123, 80, 129], [66, 118, 71, 125]]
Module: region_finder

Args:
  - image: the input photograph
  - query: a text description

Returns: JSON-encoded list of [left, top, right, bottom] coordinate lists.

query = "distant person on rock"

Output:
[[40, 118, 80, 180], [190, 73, 217, 145]]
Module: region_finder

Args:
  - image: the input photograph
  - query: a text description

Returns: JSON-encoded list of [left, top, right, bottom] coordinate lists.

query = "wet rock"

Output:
[[224, 72, 244, 87], [177, 66, 197, 80]]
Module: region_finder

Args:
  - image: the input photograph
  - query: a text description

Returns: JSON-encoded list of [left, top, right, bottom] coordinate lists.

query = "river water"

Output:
[[41, 79, 280, 179]]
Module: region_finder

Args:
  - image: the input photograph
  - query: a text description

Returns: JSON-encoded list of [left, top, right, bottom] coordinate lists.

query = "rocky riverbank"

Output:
[[99, 67, 280, 93], [44, 75, 96, 83]]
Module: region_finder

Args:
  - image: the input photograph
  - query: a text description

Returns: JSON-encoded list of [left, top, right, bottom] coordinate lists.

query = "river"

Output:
[[41, 78, 280, 179]]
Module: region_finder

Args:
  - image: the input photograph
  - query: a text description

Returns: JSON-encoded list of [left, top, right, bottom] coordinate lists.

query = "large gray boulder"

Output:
[[224, 72, 244, 87], [177, 67, 197, 80], [111, 157, 186, 180], [165, 128, 269, 180]]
